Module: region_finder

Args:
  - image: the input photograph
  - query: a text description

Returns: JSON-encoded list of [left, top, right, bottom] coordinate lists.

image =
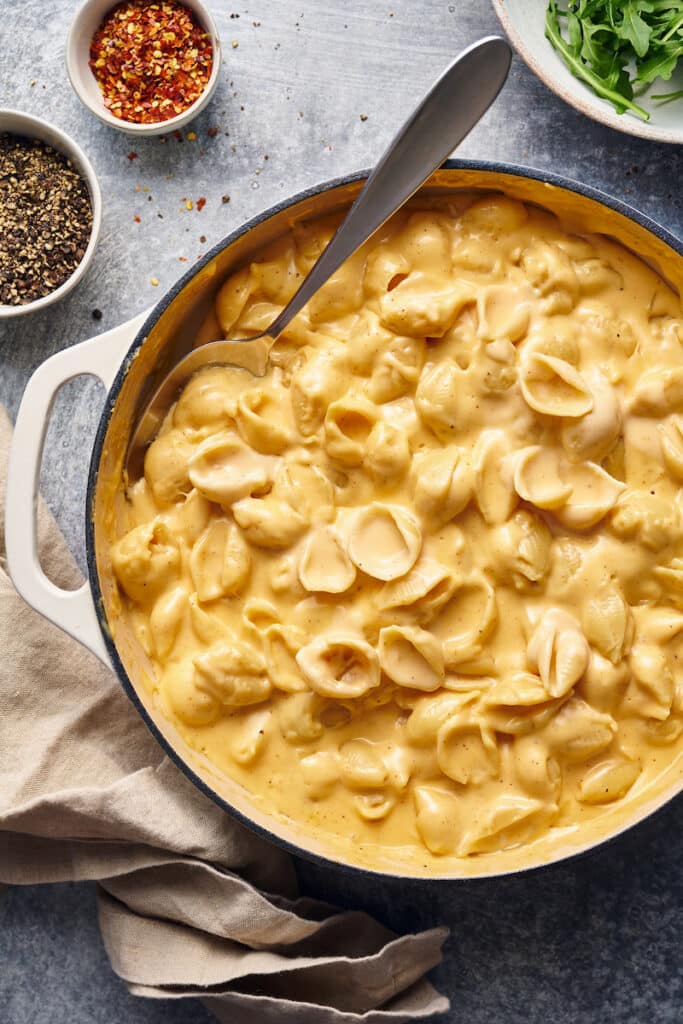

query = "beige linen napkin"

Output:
[[0, 407, 449, 1022]]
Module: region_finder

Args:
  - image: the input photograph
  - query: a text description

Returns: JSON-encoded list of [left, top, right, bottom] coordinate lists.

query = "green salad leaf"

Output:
[[545, 0, 683, 120]]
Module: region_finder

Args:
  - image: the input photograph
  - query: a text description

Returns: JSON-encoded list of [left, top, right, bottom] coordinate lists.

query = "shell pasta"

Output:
[[111, 193, 683, 868]]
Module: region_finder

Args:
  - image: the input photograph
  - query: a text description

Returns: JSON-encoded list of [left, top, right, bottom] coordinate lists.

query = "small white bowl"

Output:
[[66, 0, 221, 137], [492, 0, 683, 145], [0, 109, 102, 320]]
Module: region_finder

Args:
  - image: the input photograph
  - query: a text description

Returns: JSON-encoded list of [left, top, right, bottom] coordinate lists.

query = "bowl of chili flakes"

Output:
[[66, 0, 221, 136]]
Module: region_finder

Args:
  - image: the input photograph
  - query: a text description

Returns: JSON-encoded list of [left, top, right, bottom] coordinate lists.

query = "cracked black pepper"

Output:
[[0, 134, 93, 306]]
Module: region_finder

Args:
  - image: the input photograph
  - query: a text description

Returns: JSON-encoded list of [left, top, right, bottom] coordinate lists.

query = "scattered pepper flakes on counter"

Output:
[[92, 308, 103, 320], [185, 199, 193, 210], [207, 126, 218, 137], [150, 277, 159, 286], [89, 0, 213, 125], [0, 133, 93, 306], [133, 215, 141, 222], [187, 131, 197, 140], [197, 197, 206, 211], [222, 194, 230, 203], [232, 40, 239, 48], [199, 234, 206, 243], [360, 113, 368, 121], [172, 130, 183, 141], [178, 256, 188, 261], [127, 151, 138, 161]]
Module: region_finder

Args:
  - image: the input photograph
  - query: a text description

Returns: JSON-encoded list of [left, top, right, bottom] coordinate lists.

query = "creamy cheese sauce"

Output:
[[110, 193, 683, 866]]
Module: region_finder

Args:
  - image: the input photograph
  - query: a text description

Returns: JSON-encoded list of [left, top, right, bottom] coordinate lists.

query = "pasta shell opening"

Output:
[[324, 396, 379, 466], [553, 462, 625, 530], [432, 573, 498, 667], [377, 556, 457, 625], [378, 625, 445, 691], [296, 633, 380, 699], [513, 446, 573, 510], [111, 519, 180, 605], [188, 432, 277, 506], [298, 525, 356, 594], [437, 712, 499, 786], [520, 352, 593, 418], [346, 503, 422, 581], [236, 387, 292, 454]]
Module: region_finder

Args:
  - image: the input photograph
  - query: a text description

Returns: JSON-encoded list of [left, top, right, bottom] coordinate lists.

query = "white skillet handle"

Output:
[[5, 312, 149, 667]]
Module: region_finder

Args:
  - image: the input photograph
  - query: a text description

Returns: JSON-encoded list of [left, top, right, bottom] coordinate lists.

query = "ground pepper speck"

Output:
[[0, 134, 93, 306]]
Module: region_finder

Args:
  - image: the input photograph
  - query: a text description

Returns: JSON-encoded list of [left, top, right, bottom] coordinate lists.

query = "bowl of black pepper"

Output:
[[0, 109, 102, 317]]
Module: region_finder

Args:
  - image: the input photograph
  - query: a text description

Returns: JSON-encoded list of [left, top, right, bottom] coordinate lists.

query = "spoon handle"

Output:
[[267, 35, 511, 338]]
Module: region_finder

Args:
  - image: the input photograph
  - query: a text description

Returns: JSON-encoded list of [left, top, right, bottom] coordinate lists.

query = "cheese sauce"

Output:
[[110, 193, 683, 868]]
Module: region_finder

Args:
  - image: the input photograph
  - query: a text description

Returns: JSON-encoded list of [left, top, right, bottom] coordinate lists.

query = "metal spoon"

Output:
[[126, 35, 511, 474]]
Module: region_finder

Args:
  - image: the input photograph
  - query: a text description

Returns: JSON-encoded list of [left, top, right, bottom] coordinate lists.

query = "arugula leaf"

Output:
[[545, 1, 650, 118], [618, 1, 652, 57], [636, 39, 683, 80], [545, 0, 683, 119]]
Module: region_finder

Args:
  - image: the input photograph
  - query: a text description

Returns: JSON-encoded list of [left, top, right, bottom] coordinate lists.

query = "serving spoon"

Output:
[[126, 35, 511, 475]]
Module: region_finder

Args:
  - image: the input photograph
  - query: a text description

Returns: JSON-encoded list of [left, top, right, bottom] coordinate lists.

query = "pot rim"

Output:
[[86, 158, 683, 881]]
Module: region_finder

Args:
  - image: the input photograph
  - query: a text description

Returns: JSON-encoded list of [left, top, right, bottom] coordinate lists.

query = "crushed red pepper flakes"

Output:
[[127, 151, 138, 160], [133, 215, 141, 222], [196, 196, 206, 212], [207, 126, 218, 137], [89, 0, 213, 125]]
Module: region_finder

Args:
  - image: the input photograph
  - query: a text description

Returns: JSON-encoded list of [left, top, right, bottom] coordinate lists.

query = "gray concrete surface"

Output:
[[1, 0, 682, 1021]]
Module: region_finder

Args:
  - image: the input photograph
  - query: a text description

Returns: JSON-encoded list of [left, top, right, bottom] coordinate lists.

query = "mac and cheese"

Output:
[[111, 193, 683, 865]]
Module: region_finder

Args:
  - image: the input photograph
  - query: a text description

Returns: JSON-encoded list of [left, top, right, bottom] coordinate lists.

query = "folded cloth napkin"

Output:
[[0, 406, 449, 1022]]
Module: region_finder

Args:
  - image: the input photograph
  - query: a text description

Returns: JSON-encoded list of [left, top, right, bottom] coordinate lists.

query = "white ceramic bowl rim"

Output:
[[66, 0, 221, 136], [0, 109, 102, 319], [492, 0, 683, 145]]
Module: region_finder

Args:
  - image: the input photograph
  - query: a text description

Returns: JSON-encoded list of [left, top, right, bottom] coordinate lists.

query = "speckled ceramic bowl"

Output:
[[492, 0, 683, 144], [66, 0, 221, 137], [0, 109, 102, 319]]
